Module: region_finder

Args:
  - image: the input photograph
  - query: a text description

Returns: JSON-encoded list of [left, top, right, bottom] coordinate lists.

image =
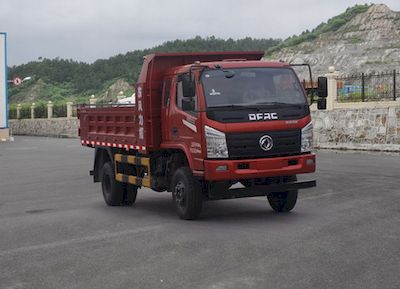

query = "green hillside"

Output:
[[8, 4, 372, 105], [266, 4, 371, 55], [8, 36, 280, 104]]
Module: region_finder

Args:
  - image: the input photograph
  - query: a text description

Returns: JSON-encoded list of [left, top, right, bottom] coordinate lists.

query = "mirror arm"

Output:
[[189, 64, 209, 81], [290, 63, 314, 102]]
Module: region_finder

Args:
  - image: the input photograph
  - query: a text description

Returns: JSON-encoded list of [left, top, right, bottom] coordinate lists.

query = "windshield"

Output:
[[201, 68, 306, 108]]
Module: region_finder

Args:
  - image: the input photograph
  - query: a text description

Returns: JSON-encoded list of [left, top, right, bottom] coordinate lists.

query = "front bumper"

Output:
[[203, 153, 315, 181], [207, 180, 316, 200]]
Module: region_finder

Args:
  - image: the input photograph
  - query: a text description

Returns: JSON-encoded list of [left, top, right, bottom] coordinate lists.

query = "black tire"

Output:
[[171, 167, 203, 220], [267, 190, 298, 212], [101, 162, 124, 206], [122, 184, 138, 206], [240, 180, 252, 187], [267, 175, 298, 212], [240, 178, 267, 187]]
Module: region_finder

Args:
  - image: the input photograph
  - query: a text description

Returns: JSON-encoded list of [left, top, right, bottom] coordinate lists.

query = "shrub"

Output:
[[20, 105, 31, 119], [34, 103, 47, 118], [53, 103, 67, 117]]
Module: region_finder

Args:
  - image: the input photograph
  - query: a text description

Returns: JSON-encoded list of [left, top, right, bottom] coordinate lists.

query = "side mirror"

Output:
[[317, 77, 328, 98], [182, 98, 195, 112], [181, 74, 195, 98]]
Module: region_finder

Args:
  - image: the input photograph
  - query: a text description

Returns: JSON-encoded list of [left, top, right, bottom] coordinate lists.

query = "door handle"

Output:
[[172, 127, 178, 134]]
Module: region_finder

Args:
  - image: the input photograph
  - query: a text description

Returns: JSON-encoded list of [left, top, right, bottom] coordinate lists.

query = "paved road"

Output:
[[0, 136, 399, 289]]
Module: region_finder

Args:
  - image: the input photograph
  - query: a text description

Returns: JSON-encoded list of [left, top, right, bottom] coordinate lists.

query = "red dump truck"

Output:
[[78, 51, 327, 220]]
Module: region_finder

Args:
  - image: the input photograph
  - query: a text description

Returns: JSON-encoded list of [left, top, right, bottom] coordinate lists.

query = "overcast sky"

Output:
[[1, 0, 400, 65]]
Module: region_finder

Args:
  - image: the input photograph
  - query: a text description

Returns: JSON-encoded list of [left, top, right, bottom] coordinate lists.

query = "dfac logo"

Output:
[[259, 135, 273, 151], [249, 113, 278, 121]]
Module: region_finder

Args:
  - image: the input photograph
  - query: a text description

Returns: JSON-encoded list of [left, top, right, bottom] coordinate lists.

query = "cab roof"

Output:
[[137, 51, 268, 83], [168, 60, 291, 75]]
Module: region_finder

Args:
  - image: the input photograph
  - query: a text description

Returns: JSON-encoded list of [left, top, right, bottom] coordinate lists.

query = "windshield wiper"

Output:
[[253, 101, 304, 108], [207, 102, 305, 111], [207, 104, 261, 111]]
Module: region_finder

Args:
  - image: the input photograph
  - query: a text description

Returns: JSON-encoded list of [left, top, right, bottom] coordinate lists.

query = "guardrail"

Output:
[[337, 70, 398, 102], [8, 94, 137, 120], [8, 102, 75, 119], [8, 95, 101, 120]]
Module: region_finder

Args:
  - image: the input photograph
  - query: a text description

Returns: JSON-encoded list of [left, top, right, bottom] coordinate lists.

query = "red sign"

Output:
[[13, 77, 22, 86]]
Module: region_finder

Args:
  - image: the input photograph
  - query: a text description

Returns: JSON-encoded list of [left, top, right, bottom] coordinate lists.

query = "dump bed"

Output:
[[78, 104, 144, 150], [78, 51, 264, 153]]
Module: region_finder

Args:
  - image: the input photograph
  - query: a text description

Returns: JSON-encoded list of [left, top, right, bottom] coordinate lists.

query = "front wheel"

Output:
[[267, 190, 298, 212], [171, 167, 203, 220]]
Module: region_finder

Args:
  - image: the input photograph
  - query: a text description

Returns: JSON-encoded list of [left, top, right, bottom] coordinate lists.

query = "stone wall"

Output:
[[312, 107, 400, 151], [9, 108, 400, 152], [10, 118, 79, 138]]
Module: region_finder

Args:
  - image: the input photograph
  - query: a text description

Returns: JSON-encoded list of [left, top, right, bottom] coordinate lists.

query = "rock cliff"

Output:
[[269, 4, 400, 76]]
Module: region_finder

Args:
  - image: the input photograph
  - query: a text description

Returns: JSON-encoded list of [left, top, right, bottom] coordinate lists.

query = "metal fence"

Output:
[[8, 103, 68, 119], [337, 70, 399, 102]]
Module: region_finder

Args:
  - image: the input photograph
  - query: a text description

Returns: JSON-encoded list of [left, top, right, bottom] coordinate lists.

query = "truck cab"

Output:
[[79, 52, 326, 220], [160, 60, 315, 181]]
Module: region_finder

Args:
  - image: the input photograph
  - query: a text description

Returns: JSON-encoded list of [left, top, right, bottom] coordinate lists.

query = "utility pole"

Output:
[[0, 32, 10, 141]]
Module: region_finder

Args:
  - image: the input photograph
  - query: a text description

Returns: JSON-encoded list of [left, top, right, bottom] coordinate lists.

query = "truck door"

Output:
[[167, 74, 203, 169], [161, 78, 172, 142]]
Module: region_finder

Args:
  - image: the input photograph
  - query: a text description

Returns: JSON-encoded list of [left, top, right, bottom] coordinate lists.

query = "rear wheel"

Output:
[[241, 178, 268, 187], [101, 162, 124, 206], [122, 184, 138, 206], [267, 175, 298, 212], [240, 179, 253, 187], [171, 167, 203, 220], [267, 190, 298, 212], [101, 161, 138, 206]]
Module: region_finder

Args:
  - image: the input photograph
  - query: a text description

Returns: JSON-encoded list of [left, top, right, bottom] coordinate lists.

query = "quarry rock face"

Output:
[[270, 4, 400, 76], [103, 79, 132, 101]]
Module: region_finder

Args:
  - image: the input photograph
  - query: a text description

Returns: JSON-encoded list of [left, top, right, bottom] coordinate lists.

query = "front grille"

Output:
[[226, 130, 301, 159]]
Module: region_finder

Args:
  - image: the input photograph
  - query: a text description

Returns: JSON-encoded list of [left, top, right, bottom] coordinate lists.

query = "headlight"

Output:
[[301, 121, 313, 153], [205, 125, 229, 158]]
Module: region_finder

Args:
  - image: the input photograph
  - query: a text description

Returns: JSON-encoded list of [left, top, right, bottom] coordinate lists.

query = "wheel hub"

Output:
[[175, 181, 186, 206]]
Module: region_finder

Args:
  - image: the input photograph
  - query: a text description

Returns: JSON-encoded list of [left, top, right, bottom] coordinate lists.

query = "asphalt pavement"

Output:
[[0, 136, 399, 289]]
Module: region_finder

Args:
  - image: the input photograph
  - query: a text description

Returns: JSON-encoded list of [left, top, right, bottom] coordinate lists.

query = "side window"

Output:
[[176, 74, 198, 116], [163, 78, 171, 106]]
